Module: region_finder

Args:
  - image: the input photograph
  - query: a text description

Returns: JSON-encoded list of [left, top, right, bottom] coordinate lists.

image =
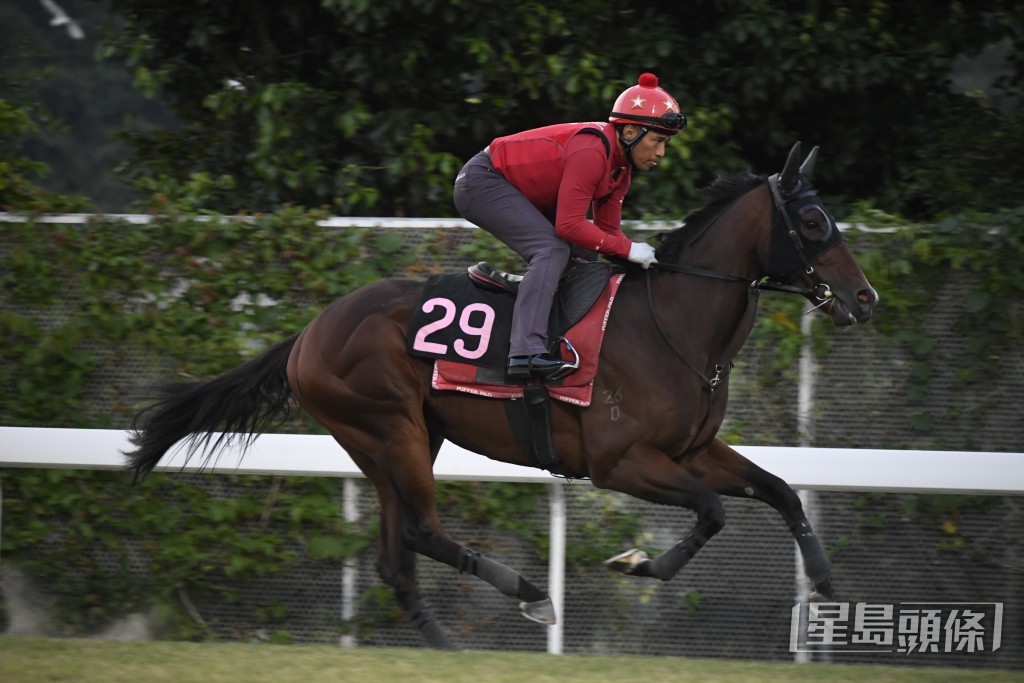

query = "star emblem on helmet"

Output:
[[631, 96, 645, 109], [663, 99, 677, 111]]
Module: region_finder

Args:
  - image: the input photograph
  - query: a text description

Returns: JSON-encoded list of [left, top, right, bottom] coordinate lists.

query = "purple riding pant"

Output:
[[453, 151, 571, 358]]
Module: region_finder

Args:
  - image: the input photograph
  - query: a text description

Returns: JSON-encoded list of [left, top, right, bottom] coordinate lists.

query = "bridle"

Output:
[[644, 174, 839, 394], [765, 172, 841, 306]]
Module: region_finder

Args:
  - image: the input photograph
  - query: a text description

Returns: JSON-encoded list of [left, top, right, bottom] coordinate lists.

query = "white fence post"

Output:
[[794, 310, 816, 663], [547, 481, 566, 655], [340, 477, 360, 648]]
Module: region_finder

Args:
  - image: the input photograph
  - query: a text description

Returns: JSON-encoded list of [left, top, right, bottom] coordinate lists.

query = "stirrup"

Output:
[[543, 338, 580, 382]]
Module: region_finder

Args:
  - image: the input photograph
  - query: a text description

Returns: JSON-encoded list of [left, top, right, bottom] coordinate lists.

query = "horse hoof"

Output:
[[810, 580, 834, 601], [604, 548, 650, 575], [421, 623, 458, 650], [519, 597, 557, 625]]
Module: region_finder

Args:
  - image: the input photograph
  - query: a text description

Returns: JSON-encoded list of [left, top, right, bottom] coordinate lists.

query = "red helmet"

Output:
[[609, 73, 686, 135]]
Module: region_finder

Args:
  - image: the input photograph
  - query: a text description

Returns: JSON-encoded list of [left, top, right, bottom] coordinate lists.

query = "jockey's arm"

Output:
[[554, 146, 631, 258]]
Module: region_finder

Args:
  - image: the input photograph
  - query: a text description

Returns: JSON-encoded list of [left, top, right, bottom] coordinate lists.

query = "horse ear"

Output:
[[779, 141, 802, 193], [799, 145, 819, 180]]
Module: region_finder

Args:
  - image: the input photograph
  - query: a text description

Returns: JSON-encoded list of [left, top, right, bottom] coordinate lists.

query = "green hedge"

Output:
[[1, 206, 1021, 637]]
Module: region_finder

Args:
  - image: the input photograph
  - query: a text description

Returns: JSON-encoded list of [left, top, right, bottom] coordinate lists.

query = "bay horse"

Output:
[[125, 142, 877, 649]]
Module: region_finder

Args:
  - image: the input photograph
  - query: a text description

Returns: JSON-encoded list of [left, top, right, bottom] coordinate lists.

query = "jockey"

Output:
[[453, 72, 686, 379]]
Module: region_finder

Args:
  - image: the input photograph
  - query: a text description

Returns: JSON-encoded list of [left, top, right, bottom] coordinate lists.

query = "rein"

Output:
[[651, 261, 820, 297], [643, 266, 759, 393], [642, 263, 761, 456]]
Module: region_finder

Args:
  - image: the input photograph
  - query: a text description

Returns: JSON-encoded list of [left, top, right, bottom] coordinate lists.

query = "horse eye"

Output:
[[805, 220, 821, 231]]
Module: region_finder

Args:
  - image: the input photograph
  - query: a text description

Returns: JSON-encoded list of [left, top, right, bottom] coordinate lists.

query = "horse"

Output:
[[125, 142, 878, 649]]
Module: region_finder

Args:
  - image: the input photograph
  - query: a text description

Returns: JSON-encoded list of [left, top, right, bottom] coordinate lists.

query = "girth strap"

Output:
[[503, 385, 576, 478]]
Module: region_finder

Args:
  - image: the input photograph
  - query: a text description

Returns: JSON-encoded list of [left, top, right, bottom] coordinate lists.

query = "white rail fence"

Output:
[[2, 426, 1022, 654]]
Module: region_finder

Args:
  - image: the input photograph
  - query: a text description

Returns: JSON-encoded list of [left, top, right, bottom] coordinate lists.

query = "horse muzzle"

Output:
[[824, 284, 878, 326]]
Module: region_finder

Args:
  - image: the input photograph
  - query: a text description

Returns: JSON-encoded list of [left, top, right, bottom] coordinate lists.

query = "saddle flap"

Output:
[[555, 261, 613, 330]]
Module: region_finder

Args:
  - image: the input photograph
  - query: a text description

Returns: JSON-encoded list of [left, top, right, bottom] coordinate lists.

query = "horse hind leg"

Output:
[[391, 458, 556, 626], [376, 485, 453, 648], [686, 438, 834, 600], [347, 448, 455, 649], [351, 431, 554, 645]]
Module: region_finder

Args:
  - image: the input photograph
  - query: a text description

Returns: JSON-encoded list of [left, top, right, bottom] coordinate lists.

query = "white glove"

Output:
[[627, 241, 658, 269]]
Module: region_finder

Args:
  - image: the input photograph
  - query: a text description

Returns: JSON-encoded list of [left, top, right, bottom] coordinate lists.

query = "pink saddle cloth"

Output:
[[432, 273, 624, 407]]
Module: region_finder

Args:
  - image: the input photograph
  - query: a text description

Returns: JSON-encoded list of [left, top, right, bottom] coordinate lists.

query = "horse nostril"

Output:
[[857, 288, 877, 306]]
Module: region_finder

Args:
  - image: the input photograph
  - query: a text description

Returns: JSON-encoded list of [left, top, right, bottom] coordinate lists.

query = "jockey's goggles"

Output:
[[612, 111, 688, 132]]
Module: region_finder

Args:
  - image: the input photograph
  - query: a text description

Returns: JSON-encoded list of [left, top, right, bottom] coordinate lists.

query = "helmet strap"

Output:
[[619, 125, 649, 169]]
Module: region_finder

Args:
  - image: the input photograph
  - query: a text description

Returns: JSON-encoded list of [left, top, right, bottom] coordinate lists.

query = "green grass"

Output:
[[0, 638, 1018, 683]]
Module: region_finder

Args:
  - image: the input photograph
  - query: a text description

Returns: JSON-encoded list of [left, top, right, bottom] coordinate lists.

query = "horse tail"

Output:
[[124, 334, 299, 482]]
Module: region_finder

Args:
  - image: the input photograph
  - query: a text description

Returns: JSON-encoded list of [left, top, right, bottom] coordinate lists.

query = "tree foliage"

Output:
[[94, 0, 1021, 220], [0, 21, 92, 213], [0, 0, 176, 212], [676, 2, 1024, 207]]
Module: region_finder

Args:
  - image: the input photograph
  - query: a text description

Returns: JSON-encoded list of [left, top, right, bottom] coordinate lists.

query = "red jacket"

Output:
[[488, 122, 633, 258]]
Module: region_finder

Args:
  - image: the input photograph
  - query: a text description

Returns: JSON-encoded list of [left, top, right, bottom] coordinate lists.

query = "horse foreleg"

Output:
[[595, 449, 725, 582], [685, 438, 834, 599]]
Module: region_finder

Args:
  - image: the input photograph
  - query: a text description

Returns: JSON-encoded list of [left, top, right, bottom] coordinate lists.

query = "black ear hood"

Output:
[[766, 143, 843, 279]]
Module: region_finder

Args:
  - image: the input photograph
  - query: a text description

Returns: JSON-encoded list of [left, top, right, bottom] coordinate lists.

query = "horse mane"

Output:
[[656, 170, 765, 261]]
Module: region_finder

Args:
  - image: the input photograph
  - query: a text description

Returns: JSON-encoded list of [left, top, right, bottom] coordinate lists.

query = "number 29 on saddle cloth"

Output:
[[406, 270, 625, 407]]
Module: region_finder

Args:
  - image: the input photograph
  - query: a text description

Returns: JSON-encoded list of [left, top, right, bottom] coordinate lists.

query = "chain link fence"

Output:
[[1, 218, 1021, 669]]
